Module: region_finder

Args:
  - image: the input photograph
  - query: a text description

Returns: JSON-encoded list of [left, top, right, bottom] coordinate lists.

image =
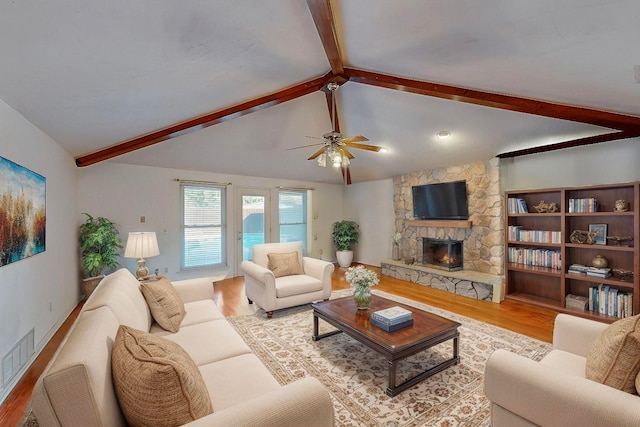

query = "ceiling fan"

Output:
[[288, 82, 382, 184]]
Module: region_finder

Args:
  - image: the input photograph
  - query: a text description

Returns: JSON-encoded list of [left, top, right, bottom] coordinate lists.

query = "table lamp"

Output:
[[124, 231, 160, 279]]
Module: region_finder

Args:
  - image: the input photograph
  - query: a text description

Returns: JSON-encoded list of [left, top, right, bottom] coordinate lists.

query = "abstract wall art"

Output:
[[0, 156, 46, 267]]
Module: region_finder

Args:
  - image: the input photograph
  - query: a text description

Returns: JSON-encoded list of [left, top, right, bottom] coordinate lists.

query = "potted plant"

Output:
[[79, 213, 123, 299], [332, 220, 359, 268]]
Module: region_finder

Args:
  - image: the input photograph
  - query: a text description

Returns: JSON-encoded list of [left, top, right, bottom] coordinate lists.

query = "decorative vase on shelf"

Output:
[[345, 265, 380, 310], [392, 244, 401, 261], [592, 254, 609, 268]]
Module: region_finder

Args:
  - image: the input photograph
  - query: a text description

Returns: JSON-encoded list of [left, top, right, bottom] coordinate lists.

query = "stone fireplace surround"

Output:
[[384, 159, 505, 302]]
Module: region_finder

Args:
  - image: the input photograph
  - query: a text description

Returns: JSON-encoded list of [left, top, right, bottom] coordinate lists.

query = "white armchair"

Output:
[[484, 313, 640, 427], [240, 242, 334, 318]]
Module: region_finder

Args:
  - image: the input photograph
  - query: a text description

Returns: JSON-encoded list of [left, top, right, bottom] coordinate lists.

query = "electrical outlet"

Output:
[[313, 233, 318, 240], [164, 267, 168, 273], [319, 249, 323, 255], [140, 216, 146, 223]]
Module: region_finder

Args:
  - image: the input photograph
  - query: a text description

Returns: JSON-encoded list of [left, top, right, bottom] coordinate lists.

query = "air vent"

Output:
[[2, 328, 34, 386]]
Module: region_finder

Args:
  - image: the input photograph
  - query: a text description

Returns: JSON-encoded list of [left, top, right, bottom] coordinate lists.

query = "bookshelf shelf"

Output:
[[505, 182, 639, 322]]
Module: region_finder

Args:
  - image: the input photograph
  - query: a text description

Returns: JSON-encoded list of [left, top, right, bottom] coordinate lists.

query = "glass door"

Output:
[[236, 188, 271, 273]]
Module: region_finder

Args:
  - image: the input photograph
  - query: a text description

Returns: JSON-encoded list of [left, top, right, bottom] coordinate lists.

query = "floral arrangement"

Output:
[[345, 265, 380, 290], [392, 232, 402, 245]]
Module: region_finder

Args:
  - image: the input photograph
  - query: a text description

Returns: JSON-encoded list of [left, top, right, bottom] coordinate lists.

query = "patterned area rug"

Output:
[[227, 290, 551, 427]]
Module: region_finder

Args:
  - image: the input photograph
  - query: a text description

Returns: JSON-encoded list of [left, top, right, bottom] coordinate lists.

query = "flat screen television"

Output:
[[412, 180, 469, 220]]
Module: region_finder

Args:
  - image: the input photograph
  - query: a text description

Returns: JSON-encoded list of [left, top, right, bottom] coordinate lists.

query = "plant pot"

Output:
[[82, 275, 105, 300], [336, 250, 353, 268]]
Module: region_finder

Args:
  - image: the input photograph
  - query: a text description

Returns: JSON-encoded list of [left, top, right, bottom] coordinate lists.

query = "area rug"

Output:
[[227, 289, 552, 427]]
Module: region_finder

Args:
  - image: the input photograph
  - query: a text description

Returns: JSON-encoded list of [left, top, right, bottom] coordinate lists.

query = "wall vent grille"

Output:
[[2, 328, 34, 386]]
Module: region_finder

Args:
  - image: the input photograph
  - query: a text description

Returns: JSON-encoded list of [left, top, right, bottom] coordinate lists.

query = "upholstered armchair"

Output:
[[484, 313, 640, 427], [241, 242, 334, 318]]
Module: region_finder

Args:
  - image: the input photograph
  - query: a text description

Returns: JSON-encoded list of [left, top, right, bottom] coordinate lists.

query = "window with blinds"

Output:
[[181, 182, 226, 270], [278, 190, 307, 254]]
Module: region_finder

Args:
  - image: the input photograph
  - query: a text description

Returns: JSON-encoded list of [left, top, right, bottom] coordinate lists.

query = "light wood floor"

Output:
[[0, 264, 559, 426]]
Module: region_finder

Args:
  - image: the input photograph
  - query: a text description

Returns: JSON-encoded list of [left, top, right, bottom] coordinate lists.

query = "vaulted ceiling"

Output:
[[1, 1, 639, 184]]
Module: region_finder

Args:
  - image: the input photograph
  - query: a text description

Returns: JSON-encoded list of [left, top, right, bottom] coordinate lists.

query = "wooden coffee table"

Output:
[[312, 295, 461, 396]]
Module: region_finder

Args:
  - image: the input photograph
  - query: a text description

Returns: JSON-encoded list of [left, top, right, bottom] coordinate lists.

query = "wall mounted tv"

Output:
[[412, 180, 469, 220]]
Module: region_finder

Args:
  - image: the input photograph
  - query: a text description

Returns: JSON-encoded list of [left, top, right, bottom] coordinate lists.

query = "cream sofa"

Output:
[[484, 313, 640, 427], [31, 268, 334, 426], [241, 242, 334, 318]]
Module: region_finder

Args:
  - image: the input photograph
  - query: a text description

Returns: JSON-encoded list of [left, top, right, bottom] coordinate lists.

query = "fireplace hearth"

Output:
[[422, 238, 463, 271]]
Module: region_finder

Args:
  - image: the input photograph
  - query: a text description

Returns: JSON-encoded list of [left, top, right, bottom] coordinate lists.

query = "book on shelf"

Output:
[[371, 306, 413, 325], [507, 198, 528, 214], [370, 317, 414, 332], [567, 264, 611, 278], [588, 284, 633, 318], [567, 197, 598, 213]]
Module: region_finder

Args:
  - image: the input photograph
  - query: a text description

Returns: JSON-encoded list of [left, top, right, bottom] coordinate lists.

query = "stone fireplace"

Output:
[[381, 159, 505, 302], [423, 237, 463, 271]]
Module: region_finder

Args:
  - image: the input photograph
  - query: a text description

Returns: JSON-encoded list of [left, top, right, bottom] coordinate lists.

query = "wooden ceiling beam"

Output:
[[343, 68, 640, 131], [76, 76, 326, 167], [307, 0, 344, 76], [497, 130, 640, 158]]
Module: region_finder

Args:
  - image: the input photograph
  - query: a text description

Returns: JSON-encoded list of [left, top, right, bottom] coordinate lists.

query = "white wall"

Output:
[[77, 162, 345, 280], [0, 99, 79, 403], [344, 179, 395, 267], [501, 138, 640, 189]]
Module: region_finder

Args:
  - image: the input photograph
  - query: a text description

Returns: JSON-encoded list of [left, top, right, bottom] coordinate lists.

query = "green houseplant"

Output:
[[332, 220, 359, 267], [79, 213, 123, 298]]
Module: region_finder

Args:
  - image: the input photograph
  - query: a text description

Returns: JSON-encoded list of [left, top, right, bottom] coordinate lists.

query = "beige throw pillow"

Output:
[[267, 251, 304, 278], [586, 314, 640, 393], [112, 325, 213, 427], [140, 277, 186, 332]]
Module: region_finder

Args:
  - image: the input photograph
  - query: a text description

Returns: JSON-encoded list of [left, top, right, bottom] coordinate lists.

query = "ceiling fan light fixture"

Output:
[[436, 130, 452, 139], [316, 153, 326, 167]]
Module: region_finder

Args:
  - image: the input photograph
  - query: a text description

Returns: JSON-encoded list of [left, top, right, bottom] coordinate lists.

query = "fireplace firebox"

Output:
[[422, 238, 463, 271]]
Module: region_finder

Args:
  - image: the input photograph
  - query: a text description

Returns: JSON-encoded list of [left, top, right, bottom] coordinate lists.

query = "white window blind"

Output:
[[279, 190, 307, 253], [181, 182, 226, 269]]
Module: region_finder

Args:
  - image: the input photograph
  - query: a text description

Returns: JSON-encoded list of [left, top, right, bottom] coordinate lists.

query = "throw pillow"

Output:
[[112, 325, 213, 427], [267, 251, 304, 278], [585, 314, 640, 393], [140, 277, 186, 333]]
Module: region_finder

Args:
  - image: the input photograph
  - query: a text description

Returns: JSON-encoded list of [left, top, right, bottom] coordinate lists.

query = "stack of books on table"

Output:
[[370, 306, 413, 332], [565, 294, 589, 311], [567, 264, 611, 279]]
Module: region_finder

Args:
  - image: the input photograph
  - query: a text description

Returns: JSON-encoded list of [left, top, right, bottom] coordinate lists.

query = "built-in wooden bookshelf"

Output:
[[504, 182, 639, 322]]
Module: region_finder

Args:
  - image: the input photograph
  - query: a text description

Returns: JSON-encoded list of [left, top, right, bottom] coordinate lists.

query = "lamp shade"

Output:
[[124, 232, 160, 259]]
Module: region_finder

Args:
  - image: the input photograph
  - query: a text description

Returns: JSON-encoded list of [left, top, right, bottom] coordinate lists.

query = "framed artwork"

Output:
[[588, 223, 607, 245], [0, 156, 46, 267]]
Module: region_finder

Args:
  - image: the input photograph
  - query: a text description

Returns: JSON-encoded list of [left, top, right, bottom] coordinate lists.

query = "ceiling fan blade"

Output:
[[343, 141, 382, 152], [286, 142, 325, 151], [339, 147, 355, 159], [308, 146, 328, 160], [339, 135, 369, 144]]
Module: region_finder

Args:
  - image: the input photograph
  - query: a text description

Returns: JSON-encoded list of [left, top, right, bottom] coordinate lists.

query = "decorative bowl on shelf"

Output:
[[606, 236, 634, 247], [612, 269, 634, 282]]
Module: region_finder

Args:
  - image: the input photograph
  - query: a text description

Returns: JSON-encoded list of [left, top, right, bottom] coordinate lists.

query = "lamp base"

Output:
[[135, 258, 149, 280]]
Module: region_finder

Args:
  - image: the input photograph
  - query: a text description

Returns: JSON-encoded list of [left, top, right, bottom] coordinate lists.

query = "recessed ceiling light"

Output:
[[436, 131, 451, 139]]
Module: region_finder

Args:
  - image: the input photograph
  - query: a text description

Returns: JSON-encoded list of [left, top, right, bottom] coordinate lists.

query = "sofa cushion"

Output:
[[83, 268, 152, 331], [267, 251, 304, 278], [112, 325, 213, 427], [140, 277, 186, 332], [276, 274, 324, 298], [585, 314, 640, 393]]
